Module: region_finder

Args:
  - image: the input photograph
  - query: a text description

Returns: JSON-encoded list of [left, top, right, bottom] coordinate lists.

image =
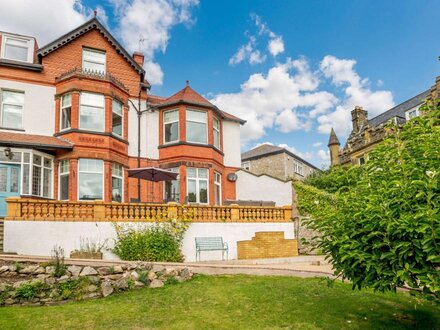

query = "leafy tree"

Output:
[[294, 99, 440, 299]]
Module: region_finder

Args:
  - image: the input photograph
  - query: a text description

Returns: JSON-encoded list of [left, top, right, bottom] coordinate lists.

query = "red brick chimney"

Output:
[[133, 52, 144, 67]]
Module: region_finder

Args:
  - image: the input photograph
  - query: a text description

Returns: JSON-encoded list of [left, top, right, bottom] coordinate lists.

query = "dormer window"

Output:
[[82, 48, 106, 74], [1, 34, 34, 63]]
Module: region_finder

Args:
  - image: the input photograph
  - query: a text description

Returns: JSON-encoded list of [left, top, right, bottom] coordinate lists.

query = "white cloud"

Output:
[[313, 142, 323, 148], [268, 36, 284, 56], [0, 0, 199, 86], [229, 36, 266, 66], [317, 149, 330, 162]]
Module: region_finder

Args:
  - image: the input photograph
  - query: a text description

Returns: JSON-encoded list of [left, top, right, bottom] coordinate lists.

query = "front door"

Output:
[[0, 164, 20, 217]]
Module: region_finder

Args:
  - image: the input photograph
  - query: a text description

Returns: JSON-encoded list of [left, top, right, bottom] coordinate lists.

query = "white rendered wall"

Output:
[[236, 170, 293, 206], [0, 79, 55, 135], [4, 221, 294, 262], [127, 99, 159, 159], [222, 121, 241, 167]]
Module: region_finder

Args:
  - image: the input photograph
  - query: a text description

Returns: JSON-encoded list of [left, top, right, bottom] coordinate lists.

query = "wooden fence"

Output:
[[5, 198, 292, 223]]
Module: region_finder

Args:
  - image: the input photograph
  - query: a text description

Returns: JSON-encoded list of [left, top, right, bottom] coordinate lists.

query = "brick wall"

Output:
[[237, 231, 298, 259]]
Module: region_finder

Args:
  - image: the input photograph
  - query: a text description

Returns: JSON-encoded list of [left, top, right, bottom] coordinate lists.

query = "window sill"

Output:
[[0, 59, 43, 71], [0, 127, 25, 132]]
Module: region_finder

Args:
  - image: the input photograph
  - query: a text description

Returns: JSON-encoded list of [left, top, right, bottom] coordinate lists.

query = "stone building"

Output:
[[329, 89, 431, 166], [241, 144, 319, 181]]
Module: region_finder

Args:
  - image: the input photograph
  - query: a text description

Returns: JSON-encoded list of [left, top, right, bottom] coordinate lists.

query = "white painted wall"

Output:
[[127, 100, 159, 159], [236, 170, 293, 206], [222, 121, 241, 167], [4, 221, 295, 262], [0, 79, 55, 135]]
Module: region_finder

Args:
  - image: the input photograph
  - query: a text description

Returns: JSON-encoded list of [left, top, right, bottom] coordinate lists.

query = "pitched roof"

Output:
[[221, 111, 246, 124], [368, 89, 430, 127], [328, 128, 340, 146], [241, 144, 319, 170], [0, 132, 73, 150], [37, 18, 145, 76]]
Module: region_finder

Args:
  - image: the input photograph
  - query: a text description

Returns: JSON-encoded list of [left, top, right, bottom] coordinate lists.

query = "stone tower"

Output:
[[328, 128, 340, 167], [351, 106, 368, 134]]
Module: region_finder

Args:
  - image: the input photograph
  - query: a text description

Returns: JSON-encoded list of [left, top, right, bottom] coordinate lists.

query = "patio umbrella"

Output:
[[127, 167, 179, 202]]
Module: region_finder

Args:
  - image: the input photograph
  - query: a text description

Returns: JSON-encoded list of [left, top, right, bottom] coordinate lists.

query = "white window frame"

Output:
[[186, 167, 209, 204], [214, 171, 222, 205], [78, 158, 104, 201], [0, 89, 24, 129], [0, 33, 34, 63], [294, 161, 304, 176], [112, 163, 124, 202], [163, 167, 180, 202], [405, 107, 419, 120], [79, 92, 105, 132], [60, 94, 71, 131], [186, 109, 208, 144], [241, 161, 250, 171], [163, 109, 179, 144], [112, 99, 123, 137], [58, 159, 69, 200], [213, 117, 220, 149], [82, 48, 106, 74]]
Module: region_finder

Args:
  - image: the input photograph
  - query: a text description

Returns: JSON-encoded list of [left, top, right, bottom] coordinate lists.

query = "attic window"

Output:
[[82, 48, 106, 74], [1, 34, 34, 63]]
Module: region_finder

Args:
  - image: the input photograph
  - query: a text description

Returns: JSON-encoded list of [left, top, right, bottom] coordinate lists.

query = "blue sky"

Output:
[[2, 1, 439, 167]]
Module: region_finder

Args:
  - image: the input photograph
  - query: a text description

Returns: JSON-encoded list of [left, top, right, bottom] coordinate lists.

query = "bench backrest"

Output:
[[195, 237, 224, 250]]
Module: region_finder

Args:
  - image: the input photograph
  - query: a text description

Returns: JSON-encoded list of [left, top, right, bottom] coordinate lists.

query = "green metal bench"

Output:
[[195, 237, 228, 261]]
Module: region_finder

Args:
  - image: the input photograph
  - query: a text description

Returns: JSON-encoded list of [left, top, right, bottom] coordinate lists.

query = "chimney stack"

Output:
[[133, 52, 144, 67], [351, 106, 368, 134]]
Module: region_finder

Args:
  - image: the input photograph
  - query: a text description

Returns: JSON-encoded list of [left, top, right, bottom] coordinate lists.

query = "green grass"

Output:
[[1, 275, 439, 330]]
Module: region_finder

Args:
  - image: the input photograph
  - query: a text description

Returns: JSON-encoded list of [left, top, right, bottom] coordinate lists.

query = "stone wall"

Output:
[[297, 217, 322, 255], [248, 153, 286, 180], [0, 260, 193, 307]]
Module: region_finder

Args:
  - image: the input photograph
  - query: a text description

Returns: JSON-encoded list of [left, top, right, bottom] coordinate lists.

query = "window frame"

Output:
[[112, 99, 124, 137], [0, 33, 34, 63], [405, 108, 419, 120], [0, 89, 24, 129], [163, 109, 180, 144], [214, 171, 222, 205], [58, 159, 70, 200], [241, 161, 250, 171], [82, 48, 106, 74], [78, 158, 104, 201], [213, 117, 220, 149], [163, 167, 180, 202], [186, 167, 209, 204], [294, 161, 304, 176], [111, 163, 124, 202], [186, 109, 208, 144], [79, 92, 105, 132], [60, 93, 72, 131]]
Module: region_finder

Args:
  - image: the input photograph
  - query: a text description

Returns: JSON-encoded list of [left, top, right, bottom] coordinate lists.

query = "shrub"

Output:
[[15, 281, 47, 301], [51, 245, 67, 278], [138, 271, 149, 285], [113, 223, 185, 262], [57, 277, 91, 300]]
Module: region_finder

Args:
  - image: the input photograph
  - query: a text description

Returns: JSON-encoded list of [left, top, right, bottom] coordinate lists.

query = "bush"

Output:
[[16, 281, 47, 301], [51, 245, 67, 278], [113, 223, 185, 262]]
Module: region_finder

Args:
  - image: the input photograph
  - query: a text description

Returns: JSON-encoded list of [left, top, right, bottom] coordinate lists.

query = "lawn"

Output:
[[1, 275, 439, 330]]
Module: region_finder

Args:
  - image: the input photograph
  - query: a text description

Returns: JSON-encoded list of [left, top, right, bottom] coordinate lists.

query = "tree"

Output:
[[294, 100, 440, 299]]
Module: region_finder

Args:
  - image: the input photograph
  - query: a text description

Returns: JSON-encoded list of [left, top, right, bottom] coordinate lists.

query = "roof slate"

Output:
[[0, 132, 73, 150]]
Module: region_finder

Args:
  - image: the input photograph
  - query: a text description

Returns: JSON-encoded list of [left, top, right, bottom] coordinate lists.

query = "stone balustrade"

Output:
[[5, 198, 292, 223]]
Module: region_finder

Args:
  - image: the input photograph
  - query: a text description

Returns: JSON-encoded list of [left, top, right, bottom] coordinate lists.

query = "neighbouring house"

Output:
[[0, 17, 246, 216], [241, 144, 319, 181], [329, 76, 440, 166]]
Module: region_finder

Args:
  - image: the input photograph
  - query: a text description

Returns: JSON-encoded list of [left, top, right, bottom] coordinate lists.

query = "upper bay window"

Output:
[[164, 109, 179, 143], [79, 92, 105, 132], [78, 158, 103, 200], [186, 109, 207, 144], [60, 94, 71, 130], [82, 48, 106, 74], [0, 90, 24, 129], [112, 100, 123, 137], [213, 117, 220, 149], [1, 34, 34, 63]]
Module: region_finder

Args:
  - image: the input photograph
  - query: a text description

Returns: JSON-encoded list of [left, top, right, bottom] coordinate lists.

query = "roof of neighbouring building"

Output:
[[368, 89, 430, 127], [0, 132, 73, 150], [37, 17, 145, 76], [154, 84, 246, 124], [328, 128, 340, 146], [241, 144, 319, 170]]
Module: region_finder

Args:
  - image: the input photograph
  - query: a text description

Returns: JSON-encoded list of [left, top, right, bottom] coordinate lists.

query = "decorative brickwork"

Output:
[[237, 231, 298, 259]]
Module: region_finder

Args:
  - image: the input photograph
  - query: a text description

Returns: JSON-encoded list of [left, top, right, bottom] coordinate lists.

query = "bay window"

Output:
[[79, 92, 105, 132], [31, 154, 52, 197], [214, 172, 221, 205], [59, 160, 69, 200], [112, 163, 123, 202], [187, 168, 208, 204], [186, 109, 207, 144], [1, 90, 24, 129], [164, 167, 180, 202], [1, 34, 33, 62], [164, 109, 179, 143], [78, 159, 103, 200], [112, 100, 123, 137], [82, 48, 106, 74], [213, 117, 220, 149], [60, 94, 71, 130]]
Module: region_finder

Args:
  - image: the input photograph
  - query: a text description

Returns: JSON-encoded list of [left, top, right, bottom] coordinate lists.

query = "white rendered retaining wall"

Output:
[[4, 221, 295, 262]]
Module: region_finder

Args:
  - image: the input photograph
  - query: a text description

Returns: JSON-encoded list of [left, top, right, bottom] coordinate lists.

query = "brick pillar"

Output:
[[105, 96, 112, 134], [179, 105, 186, 142], [123, 105, 129, 141], [54, 97, 61, 133], [70, 158, 78, 201], [207, 110, 213, 146], [71, 92, 80, 129]]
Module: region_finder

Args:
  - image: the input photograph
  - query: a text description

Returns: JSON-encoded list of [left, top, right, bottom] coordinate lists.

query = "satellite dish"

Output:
[[227, 173, 237, 182]]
